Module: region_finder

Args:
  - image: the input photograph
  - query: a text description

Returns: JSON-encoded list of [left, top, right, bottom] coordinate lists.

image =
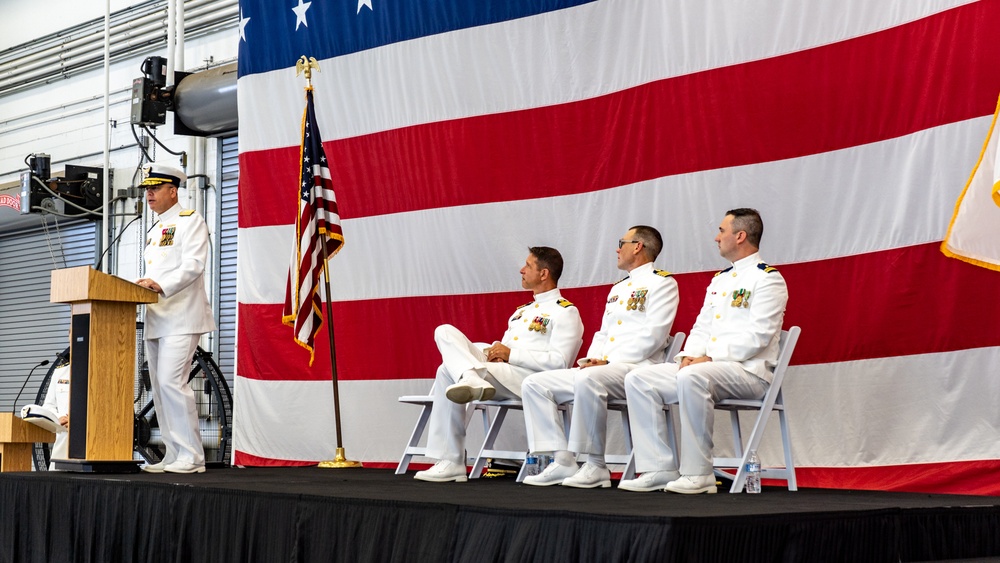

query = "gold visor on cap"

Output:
[[141, 175, 178, 187]]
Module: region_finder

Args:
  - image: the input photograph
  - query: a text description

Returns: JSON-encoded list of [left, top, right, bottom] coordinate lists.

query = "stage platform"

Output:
[[1, 466, 999, 562]]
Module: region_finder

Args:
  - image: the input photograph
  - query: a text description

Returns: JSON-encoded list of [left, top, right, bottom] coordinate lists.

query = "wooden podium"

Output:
[[49, 266, 158, 472], [0, 413, 55, 472]]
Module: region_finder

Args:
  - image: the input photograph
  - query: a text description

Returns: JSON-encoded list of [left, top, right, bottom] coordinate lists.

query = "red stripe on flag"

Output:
[[790, 460, 1000, 496], [233, 449, 318, 467], [239, 1, 1000, 228], [238, 242, 1000, 381], [357, 459, 1000, 495]]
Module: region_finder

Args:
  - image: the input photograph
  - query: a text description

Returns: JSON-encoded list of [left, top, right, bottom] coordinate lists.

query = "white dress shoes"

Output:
[[523, 461, 578, 486], [163, 461, 206, 474], [141, 460, 169, 474], [445, 374, 496, 404], [561, 462, 611, 489], [665, 474, 717, 494], [414, 460, 468, 483], [618, 470, 680, 492]]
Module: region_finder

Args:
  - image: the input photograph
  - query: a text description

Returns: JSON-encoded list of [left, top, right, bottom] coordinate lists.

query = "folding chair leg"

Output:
[[729, 410, 744, 460], [469, 406, 510, 479], [614, 405, 636, 480], [726, 410, 747, 492], [665, 405, 679, 461], [779, 409, 797, 491], [396, 403, 433, 475]]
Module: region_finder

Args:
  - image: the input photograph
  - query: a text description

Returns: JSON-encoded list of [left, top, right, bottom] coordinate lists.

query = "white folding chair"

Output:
[[468, 399, 570, 482], [613, 332, 686, 480], [712, 326, 801, 493], [467, 332, 687, 482], [396, 384, 489, 474]]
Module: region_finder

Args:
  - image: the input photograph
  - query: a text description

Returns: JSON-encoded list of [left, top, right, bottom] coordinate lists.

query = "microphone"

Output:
[[95, 214, 141, 271], [13, 360, 50, 412]]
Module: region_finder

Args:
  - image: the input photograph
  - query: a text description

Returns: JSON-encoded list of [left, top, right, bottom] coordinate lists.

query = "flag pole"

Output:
[[316, 248, 360, 468], [294, 55, 361, 469]]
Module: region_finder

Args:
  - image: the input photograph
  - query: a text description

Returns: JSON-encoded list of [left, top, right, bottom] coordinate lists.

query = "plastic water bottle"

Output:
[[525, 455, 539, 477], [537, 454, 551, 474], [745, 450, 761, 493]]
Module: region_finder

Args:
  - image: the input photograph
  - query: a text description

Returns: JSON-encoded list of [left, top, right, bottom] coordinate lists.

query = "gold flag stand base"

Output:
[[318, 447, 363, 468]]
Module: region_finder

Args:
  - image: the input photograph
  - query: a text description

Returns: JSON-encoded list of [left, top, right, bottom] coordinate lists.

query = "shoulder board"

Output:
[[516, 302, 532, 310], [179, 209, 195, 216], [757, 263, 779, 273], [714, 266, 733, 277], [653, 269, 672, 278], [615, 275, 630, 285], [557, 298, 574, 308], [56, 359, 70, 369]]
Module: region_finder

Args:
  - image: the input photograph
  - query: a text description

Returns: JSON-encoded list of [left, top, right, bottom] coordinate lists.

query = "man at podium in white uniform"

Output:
[[135, 163, 216, 474]]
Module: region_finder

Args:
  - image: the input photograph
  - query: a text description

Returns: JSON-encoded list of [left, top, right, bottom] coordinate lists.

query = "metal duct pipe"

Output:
[[0, 27, 167, 90], [166, 0, 176, 90], [0, 11, 166, 74], [0, 0, 237, 96], [174, 62, 238, 136], [176, 0, 185, 71], [0, 19, 167, 81], [0, 0, 161, 66], [0, 20, 166, 79], [0, 0, 222, 68]]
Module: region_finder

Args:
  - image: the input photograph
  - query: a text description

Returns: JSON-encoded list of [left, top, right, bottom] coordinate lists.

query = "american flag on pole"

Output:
[[282, 87, 344, 365]]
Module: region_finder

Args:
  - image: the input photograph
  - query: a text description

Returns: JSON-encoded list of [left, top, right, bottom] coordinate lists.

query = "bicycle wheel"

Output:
[[134, 346, 233, 465]]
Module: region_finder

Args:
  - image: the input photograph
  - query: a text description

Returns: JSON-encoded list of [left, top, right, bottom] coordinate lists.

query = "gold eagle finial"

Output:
[[295, 56, 320, 86]]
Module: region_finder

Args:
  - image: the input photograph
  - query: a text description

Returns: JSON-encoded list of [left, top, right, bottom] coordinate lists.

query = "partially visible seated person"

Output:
[[21, 359, 70, 470]]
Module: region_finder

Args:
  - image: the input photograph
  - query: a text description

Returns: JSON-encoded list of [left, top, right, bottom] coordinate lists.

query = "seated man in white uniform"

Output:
[[41, 361, 71, 469], [621, 208, 788, 494], [136, 163, 217, 474], [522, 226, 679, 488], [414, 247, 584, 483], [21, 357, 71, 470]]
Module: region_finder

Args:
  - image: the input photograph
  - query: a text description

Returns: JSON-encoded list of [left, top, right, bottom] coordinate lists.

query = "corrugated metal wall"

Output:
[[0, 221, 97, 410], [215, 135, 237, 385]]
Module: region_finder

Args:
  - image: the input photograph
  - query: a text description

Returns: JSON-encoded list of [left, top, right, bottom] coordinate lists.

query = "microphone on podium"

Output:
[[12, 359, 50, 412]]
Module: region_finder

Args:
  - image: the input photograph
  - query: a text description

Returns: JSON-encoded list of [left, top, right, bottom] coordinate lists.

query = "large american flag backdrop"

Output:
[[235, 0, 1000, 494]]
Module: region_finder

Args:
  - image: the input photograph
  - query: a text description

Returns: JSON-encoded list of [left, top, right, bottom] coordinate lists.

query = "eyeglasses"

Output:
[[618, 239, 640, 249]]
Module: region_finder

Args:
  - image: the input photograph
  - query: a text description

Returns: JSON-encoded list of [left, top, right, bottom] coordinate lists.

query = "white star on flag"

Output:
[[239, 9, 250, 42], [292, 0, 312, 30], [357, 0, 373, 14]]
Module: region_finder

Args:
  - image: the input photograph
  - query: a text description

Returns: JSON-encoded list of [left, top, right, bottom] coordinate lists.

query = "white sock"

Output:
[[554, 450, 576, 467], [459, 370, 487, 386], [588, 453, 606, 468]]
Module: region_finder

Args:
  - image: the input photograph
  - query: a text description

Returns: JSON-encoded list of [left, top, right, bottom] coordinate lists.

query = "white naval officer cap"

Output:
[[20, 404, 65, 434], [141, 163, 186, 187]]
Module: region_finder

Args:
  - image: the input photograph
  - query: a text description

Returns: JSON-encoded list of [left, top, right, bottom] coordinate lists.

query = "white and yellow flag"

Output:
[[942, 94, 1000, 271]]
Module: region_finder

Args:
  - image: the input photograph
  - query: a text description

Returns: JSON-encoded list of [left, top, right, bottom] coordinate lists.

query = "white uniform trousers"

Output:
[[146, 334, 205, 466], [424, 325, 522, 465], [625, 362, 768, 475], [522, 363, 634, 455], [50, 433, 68, 471]]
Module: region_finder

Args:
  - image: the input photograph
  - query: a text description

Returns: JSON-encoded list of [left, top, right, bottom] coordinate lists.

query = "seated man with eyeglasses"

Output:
[[521, 226, 679, 488]]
